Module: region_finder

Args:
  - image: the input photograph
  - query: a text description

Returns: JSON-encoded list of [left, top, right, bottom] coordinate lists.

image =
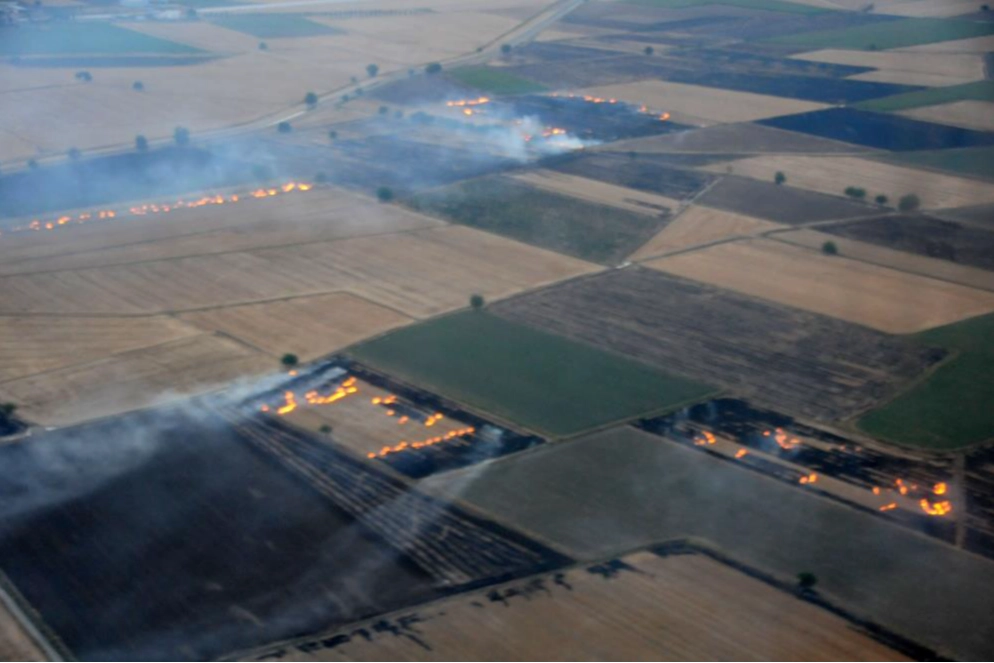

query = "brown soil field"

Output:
[[631, 205, 783, 260], [0, 602, 43, 662], [618, 122, 868, 155], [575, 80, 828, 124], [180, 292, 412, 361], [792, 48, 987, 86], [901, 100, 994, 132], [282, 377, 473, 460], [254, 551, 909, 662], [697, 176, 876, 224], [774, 228, 994, 292], [903, 35, 994, 53], [0, 188, 443, 276], [0, 334, 272, 426], [510, 170, 680, 216], [0, 225, 599, 318], [492, 268, 937, 421], [706, 155, 994, 210], [646, 238, 994, 333], [0, 315, 200, 383]]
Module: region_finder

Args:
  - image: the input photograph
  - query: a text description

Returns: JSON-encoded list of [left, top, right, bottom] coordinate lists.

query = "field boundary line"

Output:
[[0, 570, 69, 661]]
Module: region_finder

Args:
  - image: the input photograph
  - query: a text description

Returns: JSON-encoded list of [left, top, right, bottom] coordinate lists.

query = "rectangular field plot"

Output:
[[548, 151, 713, 201], [404, 176, 669, 265], [626, 0, 830, 12], [902, 100, 994, 133], [0, 408, 565, 660], [887, 145, 994, 180], [255, 551, 908, 662], [491, 268, 942, 422], [794, 50, 987, 89], [766, 17, 994, 50], [854, 79, 994, 113], [758, 107, 994, 151], [860, 312, 994, 449], [351, 311, 716, 437], [820, 214, 994, 274], [710, 154, 994, 209], [447, 66, 547, 95], [648, 238, 994, 333], [208, 14, 343, 38], [0, 22, 200, 55], [421, 427, 994, 662], [624, 122, 870, 154], [631, 205, 783, 259], [696, 176, 875, 223]]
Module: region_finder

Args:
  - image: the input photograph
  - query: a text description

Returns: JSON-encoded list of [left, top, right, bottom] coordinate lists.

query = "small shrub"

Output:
[[898, 193, 921, 212], [797, 572, 818, 590], [280, 353, 299, 369], [844, 186, 867, 199], [774, 171, 786, 185], [277, 121, 292, 134], [470, 293, 485, 310], [304, 91, 318, 108], [821, 241, 838, 256], [319, 424, 333, 435], [376, 186, 394, 203], [644, 45, 654, 56], [366, 63, 379, 78], [67, 147, 81, 161], [425, 62, 442, 75], [132, 80, 144, 91], [135, 134, 148, 152], [501, 43, 512, 55], [75, 70, 92, 82], [875, 194, 888, 206], [379, 105, 389, 115], [328, 130, 338, 141], [258, 41, 268, 51], [173, 126, 190, 146]]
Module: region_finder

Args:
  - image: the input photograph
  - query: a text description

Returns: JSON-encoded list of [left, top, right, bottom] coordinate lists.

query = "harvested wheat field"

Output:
[[0, 187, 443, 276], [253, 551, 908, 662], [873, 0, 988, 18], [180, 292, 412, 361], [0, 334, 272, 426], [574, 80, 828, 125], [631, 205, 782, 260], [901, 100, 994, 133], [708, 155, 994, 209], [793, 48, 987, 86], [0, 315, 200, 383], [282, 377, 473, 460], [0, 225, 599, 318], [646, 239, 994, 333], [0, 602, 43, 662], [774, 228, 994, 292], [903, 34, 994, 53], [510, 170, 680, 216]]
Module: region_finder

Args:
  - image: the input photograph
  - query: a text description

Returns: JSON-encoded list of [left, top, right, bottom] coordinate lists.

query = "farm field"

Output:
[[766, 17, 994, 50], [696, 176, 875, 223], [404, 176, 667, 264], [619, 122, 869, 154], [422, 426, 994, 662], [708, 154, 994, 209], [793, 49, 986, 87], [820, 213, 994, 273], [854, 80, 994, 112], [257, 551, 909, 662], [901, 101, 994, 132], [0, 604, 43, 662], [630, 205, 783, 259], [646, 238, 994, 333], [548, 152, 714, 201], [491, 268, 939, 421], [873, 0, 991, 19], [625, 0, 830, 12], [447, 66, 548, 95], [208, 14, 342, 38], [758, 107, 994, 151], [0, 22, 200, 56], [509, 170, 681, 217], [179, 293, 412, 362], [886, 145, 994, 180], [351, 311, 716, 437], [0, 334, 272, 426], [773, 228, 994, 292], [859, 312, 994, 449], [903, 33, 994, 53], [574, 79, 828, 124]]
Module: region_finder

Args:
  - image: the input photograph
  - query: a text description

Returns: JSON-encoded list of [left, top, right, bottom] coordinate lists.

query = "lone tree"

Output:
[[174, 126, 190, 146], [135, 134, 148, 152], [366, 63, 379, 78], [67, 147, 81, 161], [844, 186, 867, 200], [470, 293, 485, 310], [304, 91, 318, 108], [0, 402, 17, 418], [328, 129, 338, 141], [376, 186, 394, 203], [797, 572, 818, 591], [425, 62, 442, 75], [644, 45, 654, 56], [774, 171, 786, 185], [27, 159, 39, 170], [898, 193, 921, 212], [501, 43, 512, 56], [258, 41, 268, 51], [277, 120, 292, 134], [132, 80, 144, 91], [379, 105, 389, 115], [280, 353, 299, 369], [319, 424, 333, 435], [821, 241, 838, 256], [75, 70, 92, 82], [875, 194, 888, 206]]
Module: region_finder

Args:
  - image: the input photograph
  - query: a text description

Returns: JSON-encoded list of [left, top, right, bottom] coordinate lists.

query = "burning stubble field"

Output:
[[421, 426, 994, 662], [250, 549, 909, 662], [0, 404, 568, 660], [491, 268, 942, 422], [350, 311, 716, 438]]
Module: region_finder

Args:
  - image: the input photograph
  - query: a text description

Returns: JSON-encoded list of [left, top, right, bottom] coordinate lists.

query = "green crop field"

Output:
[[627, 0, 827, 13], [448, 67, 548, 95], [0, 22, 201, 56], [405, 176, 668, 265], [859, 313, 994, 450], [856, 81, 994, 113], [351, 311, 716, 437], [886, 145, 994, 181], [209, 13, 343, 38], [767, 17, 994, 50]]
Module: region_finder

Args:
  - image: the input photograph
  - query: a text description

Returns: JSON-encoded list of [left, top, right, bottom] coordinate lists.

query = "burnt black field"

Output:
[[759, 108, 994, 151], [546, 152, 713, 200], [0, 405, 566, 660]]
